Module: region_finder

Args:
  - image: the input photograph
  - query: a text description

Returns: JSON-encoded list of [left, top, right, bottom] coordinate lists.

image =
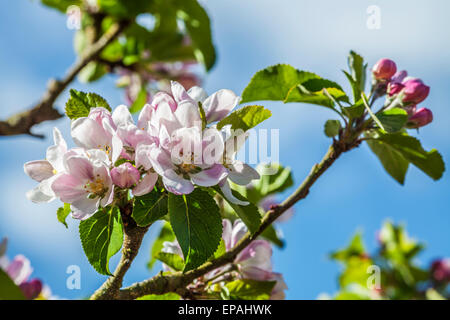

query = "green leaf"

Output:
[[247, 163, 294, 204], [175, 0, 216, 70], [213, 239, 227, 259], [345, 51, 367, 102], [284, 79, 349, 107], [342, 99, 365, 119], [137, 292, 181, 300], [0, 269, 26, 300], [129, 87, 148, 114], [372, 131, 445, 181], [56, 203, 71, 228], [216, 105, 271, 131], [324, 120, 342, 138], [379, 221, 424, 263], [241, 64, 348, 108], [225, 279, 276, 300], [98, 0, 151, 18], [214, 187, 261, 234], [78, 62, 107, 83], [79, 207, 123, 275], [376, 108, 408, 133], [330, 232, 366, 263], [426, 288, 446, 300], [148, 222, 175, 269], [155, 252, 185, 271], [339, 257, 373, 288], [367, 133, 410, 185], [168, 189, 223, 271], [132, 189, 168, 227], [41, 0, 81, 12], [241, 64, 319, 103], [261, 225, 285, 248], [65, 89, 111, 120]]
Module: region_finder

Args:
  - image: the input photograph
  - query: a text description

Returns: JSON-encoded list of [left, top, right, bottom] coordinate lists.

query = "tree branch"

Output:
[[90, 202, 149, 300], [0, 20, 129, 138], [114, 139, 361, 300]]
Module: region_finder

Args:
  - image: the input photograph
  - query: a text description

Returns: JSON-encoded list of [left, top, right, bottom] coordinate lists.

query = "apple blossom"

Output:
[[24, 127, 67, 203], [148, 128, 228, 194], [71, 108, 123, 163], [51, 152, 114, 220]]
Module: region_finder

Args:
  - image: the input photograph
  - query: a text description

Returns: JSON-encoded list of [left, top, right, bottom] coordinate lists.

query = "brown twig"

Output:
[[98, 138, 361, 300], [0, 20, 129, 138]]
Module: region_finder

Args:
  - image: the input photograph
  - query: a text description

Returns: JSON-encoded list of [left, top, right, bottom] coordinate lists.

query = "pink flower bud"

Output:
[[431, 258, 450, 283], [402, 78, 430, 104], [19, 278, 42, 300], [407, 107, 433, 128], [372, 58, 397, 80], [111, 162, 140, 188], [387, 71, 408, 96], [387, 82, 404, 96]]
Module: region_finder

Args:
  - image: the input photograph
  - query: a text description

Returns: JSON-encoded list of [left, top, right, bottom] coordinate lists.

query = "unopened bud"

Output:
[[111, 162, 140, 188], [372, 58, 397, 80], [19, 278, 43, 300], [402, 78, 430, 104], [407, 107, 433, 128]]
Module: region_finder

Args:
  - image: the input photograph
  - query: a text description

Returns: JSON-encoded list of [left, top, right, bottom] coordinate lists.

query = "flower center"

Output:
[[84, 176, 107, 198], [97, 144, 111, 155]]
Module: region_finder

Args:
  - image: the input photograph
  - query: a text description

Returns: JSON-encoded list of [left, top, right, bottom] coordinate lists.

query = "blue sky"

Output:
[[0, 0, 449, 299]]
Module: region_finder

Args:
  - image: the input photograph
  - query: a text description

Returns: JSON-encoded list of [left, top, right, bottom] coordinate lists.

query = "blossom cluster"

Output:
[[24, 81, 260, 220], [372, 58, 432, 128], [162, 219, 287, 300]]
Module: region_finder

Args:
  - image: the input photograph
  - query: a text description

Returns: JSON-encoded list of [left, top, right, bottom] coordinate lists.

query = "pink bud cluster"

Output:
[[372, 58, 432, 129]]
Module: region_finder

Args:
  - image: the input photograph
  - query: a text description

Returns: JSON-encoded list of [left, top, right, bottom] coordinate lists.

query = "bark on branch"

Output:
[[104, 139, 361, 300]]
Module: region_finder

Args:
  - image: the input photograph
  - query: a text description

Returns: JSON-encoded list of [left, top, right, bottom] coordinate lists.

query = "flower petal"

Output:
[[188, 86, 208, 103], [6, 255, 32, 285], [237, 239, 272, 272], [51, 173, 85, 203], [132, 172, 158, 196], [174, 100, 202, 129], [71, 117, 110, 150], [70, 198, 98, 220], [26, 183, 55, 203], [219, 179, 249, 206], [149, 148, 174, 175], [162, 169, 194, 195], [228, 161, 260, 185], [231, 219, 248, 247], [222, 219, 233, 251], [203, 89, 241, 123], [190, 164, 228, 187], [171, 80, 192, 103], [24, 160, 54, 182], [112, 104, 134, 127], [46, 128, 68, 172]]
